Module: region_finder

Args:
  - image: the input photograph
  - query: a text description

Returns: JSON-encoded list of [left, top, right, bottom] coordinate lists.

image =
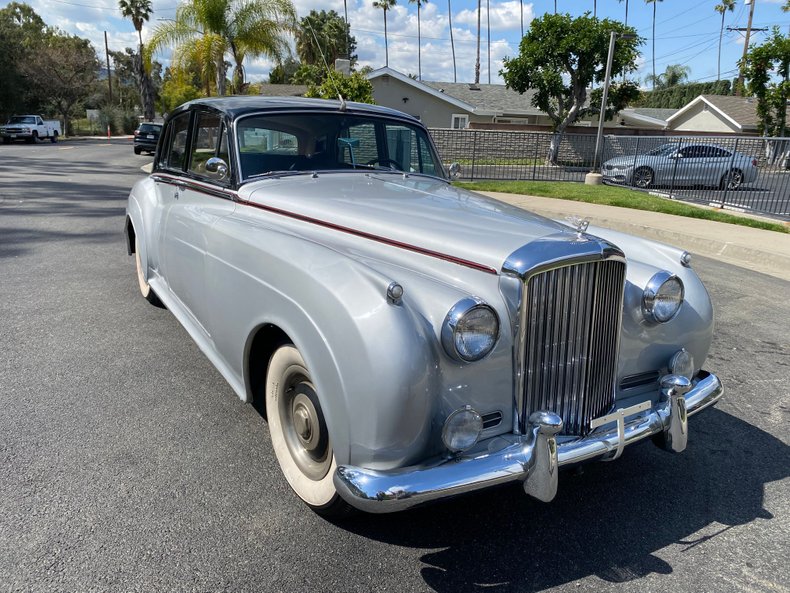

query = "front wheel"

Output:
[[720, 168, 743, 190], [265, 345, 350, 516], [134, 238, 163, 307], [632, 166, 654, 189]]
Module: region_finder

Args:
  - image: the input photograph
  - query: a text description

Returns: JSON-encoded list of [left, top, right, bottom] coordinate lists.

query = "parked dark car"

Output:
[[133, 122, 162, 155]]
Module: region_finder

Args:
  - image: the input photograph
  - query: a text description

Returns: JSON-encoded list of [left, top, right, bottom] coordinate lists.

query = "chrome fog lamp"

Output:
[[643, 271, 684, 323], [442, 406, 483, 452], [441, 298, 499, 362], [669, 349, 695, 380]]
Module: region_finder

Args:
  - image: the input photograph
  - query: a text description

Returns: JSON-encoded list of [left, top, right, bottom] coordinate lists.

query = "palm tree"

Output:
[[343, 0, 350, 58], [715, 0, 736, 80], [408, 0, 427, 80], [618, 0, 629, 25], [645, 0, 663, 89], [520, 0, 523, 37], [118, 0, 155, 120], [593, 0, 597, 17], [448, 0, 456, 82], [148, 0, 296, 96], [373, 0, 396, 67], [645, 64, 690, 90], [486, 0, 490, 84], [474, 0, 481, 84]]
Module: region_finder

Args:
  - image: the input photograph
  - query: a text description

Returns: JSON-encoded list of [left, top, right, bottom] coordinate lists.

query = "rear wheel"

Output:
[[50, 131, 58, 143], [134, 238, 163, 307], [265, 345, 351, 516], [134, 146, 142, 155], [720, 168, 743, 190], [633, 166, 654, 189]]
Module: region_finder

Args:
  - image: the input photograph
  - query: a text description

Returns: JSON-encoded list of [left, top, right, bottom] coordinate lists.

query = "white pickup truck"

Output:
[[1, 115, 61, 144]]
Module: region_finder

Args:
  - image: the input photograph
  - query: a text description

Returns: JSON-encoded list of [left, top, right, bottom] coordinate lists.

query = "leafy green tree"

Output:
[[118, 0, 155, 120], [715, 0, 736, 81], [148, 0, 296, 96], [109, 48, 163, 111], [636, 80, 732, 108], [372, 0, 396, 67], [21, 33, 99, 135], [268, 56, 300, 83], [295, 10, 357, 68], [291, 63, 325, 86], [645, 64, 690, 90], [159, 66, 202, 113], [501, 13, 641, 164], [645, 0, 663, 89], [304, 70, 375, 103], [0, 3, 52, 118], [740, 27, 789, 137]]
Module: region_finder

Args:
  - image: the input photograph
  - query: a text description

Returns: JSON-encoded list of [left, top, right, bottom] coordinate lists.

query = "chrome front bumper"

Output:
[[334, 371, 723, 513]]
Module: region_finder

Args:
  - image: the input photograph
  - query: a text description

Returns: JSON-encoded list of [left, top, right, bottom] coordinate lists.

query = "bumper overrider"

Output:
[[334, 371, 722, 513]]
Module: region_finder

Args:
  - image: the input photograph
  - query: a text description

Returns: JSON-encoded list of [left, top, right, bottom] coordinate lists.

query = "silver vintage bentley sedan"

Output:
[[125, 97, 723, 515]]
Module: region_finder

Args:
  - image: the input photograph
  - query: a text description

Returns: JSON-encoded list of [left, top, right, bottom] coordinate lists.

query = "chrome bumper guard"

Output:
[[334, 371, 722, 513]]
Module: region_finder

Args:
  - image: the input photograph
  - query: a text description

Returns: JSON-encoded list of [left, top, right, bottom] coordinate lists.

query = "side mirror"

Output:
[[205, 157, 229, 180], [448, 162, 461, 180]]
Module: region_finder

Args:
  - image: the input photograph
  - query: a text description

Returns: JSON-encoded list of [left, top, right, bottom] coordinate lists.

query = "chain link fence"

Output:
[[430, 128, 790, 219]]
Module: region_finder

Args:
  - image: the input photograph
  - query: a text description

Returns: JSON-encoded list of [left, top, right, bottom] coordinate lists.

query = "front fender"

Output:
[[206, 215, 440, 469]]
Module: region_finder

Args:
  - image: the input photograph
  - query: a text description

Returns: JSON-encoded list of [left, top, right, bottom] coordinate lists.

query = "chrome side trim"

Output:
[[333, 371, 722, 513]]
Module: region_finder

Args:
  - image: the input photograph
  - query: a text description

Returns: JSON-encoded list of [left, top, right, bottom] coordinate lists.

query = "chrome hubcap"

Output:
[[279, 366, 332, 481]]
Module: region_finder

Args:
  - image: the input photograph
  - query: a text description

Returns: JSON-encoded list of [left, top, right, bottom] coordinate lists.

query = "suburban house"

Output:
[[663, 95, 766, 135], [366, 67, 566, 129]]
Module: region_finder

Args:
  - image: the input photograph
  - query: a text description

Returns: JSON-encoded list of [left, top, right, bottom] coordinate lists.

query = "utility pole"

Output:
[[736, 0, 757, 95], [104, 31, 112, 103]]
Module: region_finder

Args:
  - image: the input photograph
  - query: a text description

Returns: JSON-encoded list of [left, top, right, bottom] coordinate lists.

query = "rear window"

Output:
[[139, 124, 162, 133]]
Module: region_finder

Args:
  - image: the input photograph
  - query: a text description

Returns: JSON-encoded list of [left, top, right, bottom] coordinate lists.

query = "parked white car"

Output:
[[1, 115, 61, 143]]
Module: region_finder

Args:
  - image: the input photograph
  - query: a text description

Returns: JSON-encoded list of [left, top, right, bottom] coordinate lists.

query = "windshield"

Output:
[[236, 113, 445, 181], [8, 116, 36, 124], [646, 144, 678, 156]]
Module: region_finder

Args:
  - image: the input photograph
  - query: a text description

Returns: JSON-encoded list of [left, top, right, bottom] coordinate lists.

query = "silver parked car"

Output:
[[603, 142, 758, 189], [125, 97, 723, 515]]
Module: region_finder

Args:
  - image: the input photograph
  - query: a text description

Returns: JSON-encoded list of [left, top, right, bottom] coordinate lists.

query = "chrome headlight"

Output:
[[441, 297, 499, 362], [643, 271, 684, 323]]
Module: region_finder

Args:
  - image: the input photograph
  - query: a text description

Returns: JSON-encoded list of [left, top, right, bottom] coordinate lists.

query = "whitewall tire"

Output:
[[265, 345, 348, 515], [134, 238, 162, 307]]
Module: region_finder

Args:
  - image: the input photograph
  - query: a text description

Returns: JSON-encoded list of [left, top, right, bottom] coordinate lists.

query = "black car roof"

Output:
[[168, 96, 419, 124]]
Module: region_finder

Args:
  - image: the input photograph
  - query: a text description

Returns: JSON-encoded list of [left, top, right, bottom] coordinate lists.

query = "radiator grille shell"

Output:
[[518, 259, 626, 436]]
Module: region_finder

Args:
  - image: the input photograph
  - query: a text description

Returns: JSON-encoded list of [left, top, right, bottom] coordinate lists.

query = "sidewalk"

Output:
[[481, 191, 790, 282]]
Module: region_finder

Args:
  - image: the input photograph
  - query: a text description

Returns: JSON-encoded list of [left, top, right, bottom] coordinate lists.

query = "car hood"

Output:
[[239, 172, 576, 273]]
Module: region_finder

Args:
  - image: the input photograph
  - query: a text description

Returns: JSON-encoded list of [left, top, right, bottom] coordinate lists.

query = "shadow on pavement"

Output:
[[338, 408, 786, 592]]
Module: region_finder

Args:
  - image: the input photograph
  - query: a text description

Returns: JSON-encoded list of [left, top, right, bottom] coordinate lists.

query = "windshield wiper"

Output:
[[246, 170, 313, 180]]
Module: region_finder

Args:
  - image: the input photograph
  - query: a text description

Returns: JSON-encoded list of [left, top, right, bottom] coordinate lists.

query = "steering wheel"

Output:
[[366, 158, 403, 170]]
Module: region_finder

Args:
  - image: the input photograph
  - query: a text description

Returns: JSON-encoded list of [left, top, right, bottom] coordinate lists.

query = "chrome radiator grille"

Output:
[[520, 259, 626, 436]]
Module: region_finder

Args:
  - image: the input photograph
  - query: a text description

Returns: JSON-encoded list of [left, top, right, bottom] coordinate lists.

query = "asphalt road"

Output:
[[1, 139, 788, 593]]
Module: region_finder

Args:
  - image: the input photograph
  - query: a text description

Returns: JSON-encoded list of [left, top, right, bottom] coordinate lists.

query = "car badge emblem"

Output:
[[565, 216, 590, 240]]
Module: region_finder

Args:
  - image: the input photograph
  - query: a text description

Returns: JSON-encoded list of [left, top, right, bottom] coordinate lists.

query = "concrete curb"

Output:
[[480, 191, 790, 282]]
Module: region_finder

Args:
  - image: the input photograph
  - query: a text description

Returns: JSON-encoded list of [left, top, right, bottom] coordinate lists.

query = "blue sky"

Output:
[[3, 0, 788, 86]]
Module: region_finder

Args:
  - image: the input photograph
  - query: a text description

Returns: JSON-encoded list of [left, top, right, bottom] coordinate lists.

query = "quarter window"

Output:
[[188, 111, 229, 182], [163, 112, 191, 171]]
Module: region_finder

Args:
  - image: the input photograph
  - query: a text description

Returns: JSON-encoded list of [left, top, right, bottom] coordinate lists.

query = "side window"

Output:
[[710, 147, 730, 158], [164, 112, 191, 171], [188, 111, 228, 181], [339, 123, 378, 166]]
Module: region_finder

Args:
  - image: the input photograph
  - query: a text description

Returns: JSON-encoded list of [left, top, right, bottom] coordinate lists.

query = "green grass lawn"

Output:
[[456, 180, 789, 234]]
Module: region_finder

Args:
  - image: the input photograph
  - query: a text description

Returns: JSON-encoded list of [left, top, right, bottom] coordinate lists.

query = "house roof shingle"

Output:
[[420, 81, 544, 117]]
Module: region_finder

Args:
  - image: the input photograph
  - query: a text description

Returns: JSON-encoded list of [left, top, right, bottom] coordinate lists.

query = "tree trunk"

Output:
[[474, 0, 481, 85], [448, 0, 456, 82], [135, 47, 155, 121], [384, 10, 389, 67], [417, 2, 421, 81], [216, 57, 227, 96], [718, 12, 725, 80]]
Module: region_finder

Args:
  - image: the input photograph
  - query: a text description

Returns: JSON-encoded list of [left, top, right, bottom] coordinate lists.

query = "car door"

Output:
[[161, 109, 236, 335]]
